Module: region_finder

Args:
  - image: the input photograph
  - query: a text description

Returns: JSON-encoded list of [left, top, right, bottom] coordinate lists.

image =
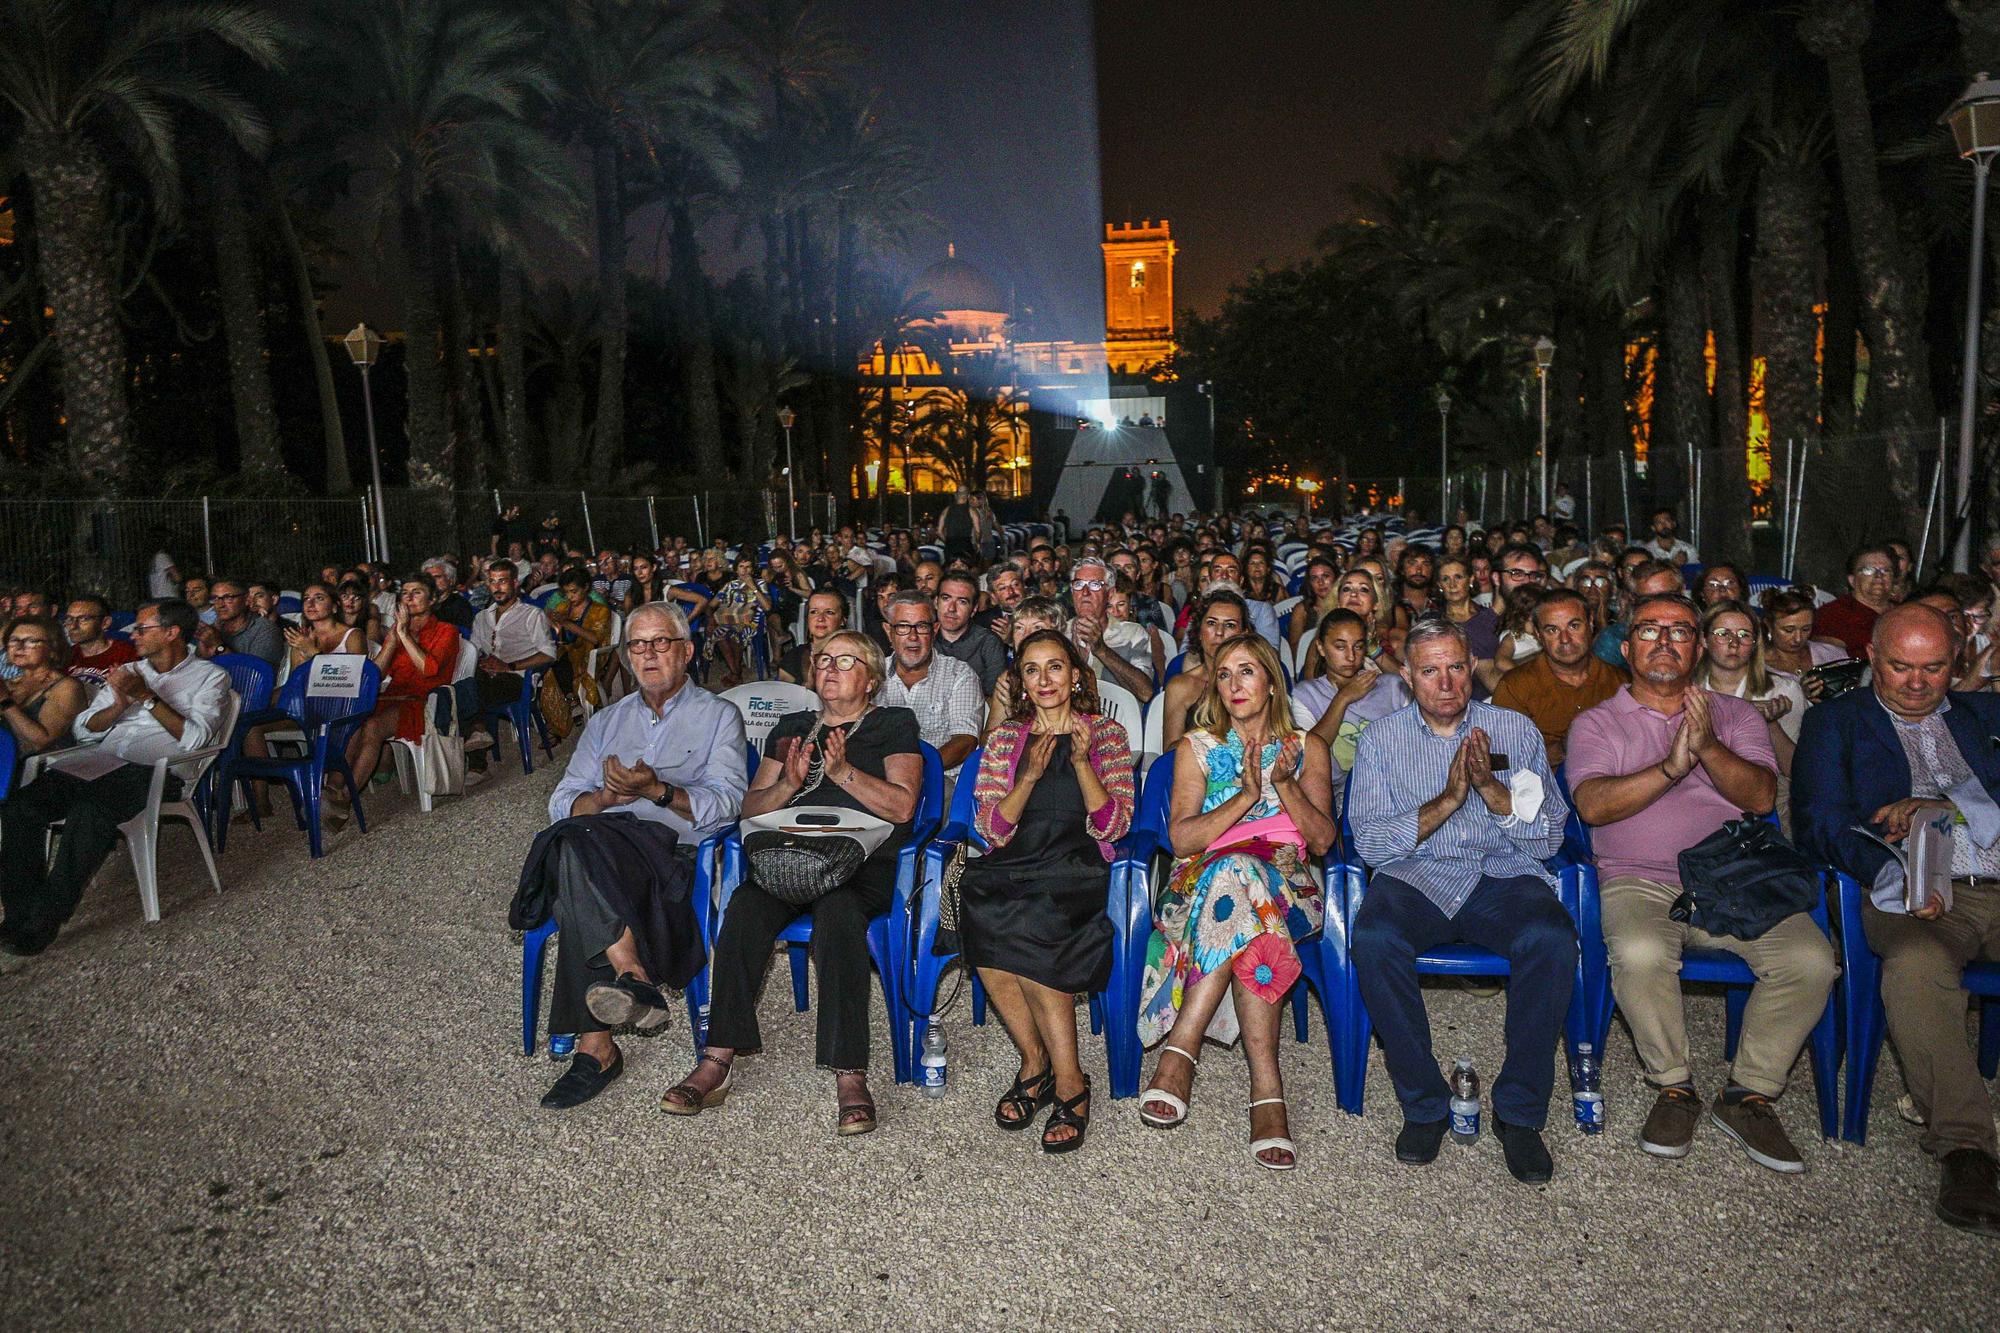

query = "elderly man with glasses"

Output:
[[2, 599, 230, 966], [1568, 593, 1834, 1173], [876, 590, 981, 775], [534, 601, 749, 1109], [1066, 557, 1156, 704]]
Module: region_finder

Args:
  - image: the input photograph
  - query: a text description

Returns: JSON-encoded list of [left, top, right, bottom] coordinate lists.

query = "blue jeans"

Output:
[[1352, 873, 1577, 1128]]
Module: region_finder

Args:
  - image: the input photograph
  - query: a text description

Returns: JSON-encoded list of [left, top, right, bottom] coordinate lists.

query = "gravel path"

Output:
[[0, 747, 1994, 1330]]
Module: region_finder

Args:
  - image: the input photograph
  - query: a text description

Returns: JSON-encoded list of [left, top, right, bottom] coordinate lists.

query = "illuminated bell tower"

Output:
[[1102, 219, 1176, 374]]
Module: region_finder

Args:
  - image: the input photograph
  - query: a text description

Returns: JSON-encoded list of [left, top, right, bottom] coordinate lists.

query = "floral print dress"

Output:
[[1137, 728, 1325, 1047]]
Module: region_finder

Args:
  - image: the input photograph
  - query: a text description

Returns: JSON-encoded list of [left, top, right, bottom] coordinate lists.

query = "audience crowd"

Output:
[[4, 503, 2000, 1235]]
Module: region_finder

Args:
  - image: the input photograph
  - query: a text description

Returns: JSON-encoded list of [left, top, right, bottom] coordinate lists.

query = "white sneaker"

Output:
[[464, 733, 495, 753]]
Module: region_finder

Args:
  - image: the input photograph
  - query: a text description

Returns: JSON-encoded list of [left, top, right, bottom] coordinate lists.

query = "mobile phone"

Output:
[[1487, 753, 1510, 772]]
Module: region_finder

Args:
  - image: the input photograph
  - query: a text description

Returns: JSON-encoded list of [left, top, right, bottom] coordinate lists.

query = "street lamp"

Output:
[[1435, 386, 1452, 523], [341, 322, 389, 562], [1533, 335, 1556, 514], [1944, 73, 2000, 570], [776, 405, 798, 540]]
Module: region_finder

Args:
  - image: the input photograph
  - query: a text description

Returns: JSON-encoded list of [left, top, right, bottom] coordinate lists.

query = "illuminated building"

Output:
[[856, 221, 1181, 500]]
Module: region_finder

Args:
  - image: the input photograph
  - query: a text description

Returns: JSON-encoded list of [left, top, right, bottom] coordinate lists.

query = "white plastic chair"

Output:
[[35, 693, 242, 924], [1294, 627, 1319, 679], [581, 609, 624, 718], [1095, 677, 1145, 764], [719, 680, 820, 756], [1138, 693, 1166, 779], [390, 638, 476, 813]]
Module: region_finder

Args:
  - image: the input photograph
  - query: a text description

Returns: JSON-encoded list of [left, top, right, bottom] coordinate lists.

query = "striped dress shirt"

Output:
[[1348, 700, 1567, 918]]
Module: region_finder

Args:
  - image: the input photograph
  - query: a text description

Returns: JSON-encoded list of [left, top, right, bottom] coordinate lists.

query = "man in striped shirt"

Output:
[[1349, 618, 1575, 1182]]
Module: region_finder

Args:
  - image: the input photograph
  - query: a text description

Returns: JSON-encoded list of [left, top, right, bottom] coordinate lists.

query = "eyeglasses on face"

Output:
[[1070, 578, 1110, 592], [6, 636, 51, 649], [1633, 622, 1698, 643], [814, 652, 866, 672], [1854, 565, 1893, 578], [1707, 627, 1756, 644], [1701, 578, 1738, 591], [887, 622, 935, 637], [626, 635, 689, 656]]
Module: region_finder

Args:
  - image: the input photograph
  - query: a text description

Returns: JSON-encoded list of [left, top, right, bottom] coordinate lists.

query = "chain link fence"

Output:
[[1342, 422, 1960, 586], [0, 487, 843, 607]]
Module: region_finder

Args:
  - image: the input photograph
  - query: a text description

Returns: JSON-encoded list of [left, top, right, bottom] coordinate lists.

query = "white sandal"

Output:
[[1249, 1096, 1297, 1171], [1138, 1044, 1198, 1128]]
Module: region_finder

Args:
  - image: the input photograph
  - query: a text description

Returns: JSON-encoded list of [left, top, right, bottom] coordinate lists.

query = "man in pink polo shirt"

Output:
[[1568, 592, 1836, 1174]]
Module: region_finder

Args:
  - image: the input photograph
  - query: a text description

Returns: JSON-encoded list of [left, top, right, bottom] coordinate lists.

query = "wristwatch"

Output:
[[651, 780, 676, 808]]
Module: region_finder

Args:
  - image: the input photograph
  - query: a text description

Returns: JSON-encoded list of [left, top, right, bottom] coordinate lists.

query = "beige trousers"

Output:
[[1862, 881, 2000, 1158], [1600, 874, 1838, 1098]]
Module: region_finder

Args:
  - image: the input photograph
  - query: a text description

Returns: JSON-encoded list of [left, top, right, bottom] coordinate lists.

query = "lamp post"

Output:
[[1533, 336, 1555, 514], [776, 405, 798, 539], [1945, 74, 2000, 571], [341, 322, 389, 562], [1435, 386, 1452, 523]]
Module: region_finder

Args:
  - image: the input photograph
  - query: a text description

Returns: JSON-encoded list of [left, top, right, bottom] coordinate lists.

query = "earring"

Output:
[[1072, 681, 1082, 693]]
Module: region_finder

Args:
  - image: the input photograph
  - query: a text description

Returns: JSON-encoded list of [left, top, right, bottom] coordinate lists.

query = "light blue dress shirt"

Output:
[[548, 681, 748, 842]]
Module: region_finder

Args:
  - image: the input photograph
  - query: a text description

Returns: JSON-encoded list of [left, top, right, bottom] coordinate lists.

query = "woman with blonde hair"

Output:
[[1697, 598, 1804, 827], [1137, 633, 1337, 1169]]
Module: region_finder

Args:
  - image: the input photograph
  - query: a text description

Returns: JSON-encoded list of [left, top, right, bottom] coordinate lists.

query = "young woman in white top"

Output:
[[1697, 599, 1805, 831]]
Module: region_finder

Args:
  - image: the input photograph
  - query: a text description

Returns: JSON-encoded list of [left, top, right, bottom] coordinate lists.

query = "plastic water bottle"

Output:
[[1449, 1059, 1481, 1144], [1572, 1043, 1605, 1134], [919, 1024, 948, 1098], [549, 1033, 575, 1061]]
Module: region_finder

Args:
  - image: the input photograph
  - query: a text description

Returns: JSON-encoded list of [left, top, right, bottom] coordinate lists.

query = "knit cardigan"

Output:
[[973, 713, 1136, 860]]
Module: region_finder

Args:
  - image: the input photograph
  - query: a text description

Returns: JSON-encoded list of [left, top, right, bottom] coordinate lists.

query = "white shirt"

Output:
[[148, 551, 179, 599], [547, 681, 748, 841], [876, 652, 983, 758], [74, 649, 232, 771], [1712, 669, 1809, 744], [472, 598, 556, 667], [1644, 537, 1699, 565]]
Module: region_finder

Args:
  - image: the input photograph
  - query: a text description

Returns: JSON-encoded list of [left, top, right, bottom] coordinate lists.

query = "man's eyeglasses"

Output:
[[131, 621, 163, 635], [1633, 623, 1698, 643], [1706, 627, 1756, 644], [1854, 564, 1893, 578], [1701, 578, 1739, 591], [626, 635, 688, 656], [1070, 578, 1110, 592], [887, 622, 935, 637], [1499, 567, 1543, 581], [814, 652, 866, 672], [1579, 576, 1611, 589]]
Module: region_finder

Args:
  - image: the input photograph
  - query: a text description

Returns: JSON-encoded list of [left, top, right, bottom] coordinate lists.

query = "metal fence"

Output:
[[0, 487, 840, 607], [1343, 422, 1962, 586]]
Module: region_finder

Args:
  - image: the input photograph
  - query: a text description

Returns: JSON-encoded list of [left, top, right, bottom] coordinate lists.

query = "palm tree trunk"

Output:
[[1753, 157, 1825, 450], [396, 199, 452, 489], [1657, 228, 1713, 457], [1699, 198, 1750, 456], [272, 199, 350, 493], [210, 143, 287, 484], [497, 264, 532, 483], [1584, 307, 1627, 459], [19, 130, 132, 489], [1822, 207, 1860, 436], [670, 200, 728, 480], [443, 241, 487, 493], [591, 137, 627, 484], [1799, 0, 1932, 509]]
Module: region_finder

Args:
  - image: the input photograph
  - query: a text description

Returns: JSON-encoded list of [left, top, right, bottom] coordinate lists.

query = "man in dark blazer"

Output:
[[1794, 603, 2000, 1236]]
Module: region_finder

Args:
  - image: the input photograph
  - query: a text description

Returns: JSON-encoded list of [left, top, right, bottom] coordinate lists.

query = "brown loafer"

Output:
[[1709, 1091, 1805, 1174], [1937, 1148, 2000, 1236]]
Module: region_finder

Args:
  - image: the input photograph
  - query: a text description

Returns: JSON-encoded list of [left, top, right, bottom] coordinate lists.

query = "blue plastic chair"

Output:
[[1568, 787, 1840, 1139], [0, 725, 16, 803], [205, 652, 278, 851], [710, 741, 944, 1084], [478, 666, 554, 774], [1830, 869, 2000, 1144], [276, 595, 303, 617], [1163, 651, 1187, 682], [107, 610, 136, 635], [227, 660, 381, 858], [1332, 782, 1592, 1116]]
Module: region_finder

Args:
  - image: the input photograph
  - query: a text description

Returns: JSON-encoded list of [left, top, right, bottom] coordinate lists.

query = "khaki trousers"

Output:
[[1862, 881, 2000, 1158], [1601, 875, 1838, 1098]]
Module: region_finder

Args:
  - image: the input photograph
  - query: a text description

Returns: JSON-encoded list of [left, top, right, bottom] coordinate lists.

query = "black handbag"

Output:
[[1672, 817, 1820, 941], [743, 830, 868, 907]]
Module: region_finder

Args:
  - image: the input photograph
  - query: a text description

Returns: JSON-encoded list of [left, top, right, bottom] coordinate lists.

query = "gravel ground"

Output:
[[1, 746, 1995, 1331]]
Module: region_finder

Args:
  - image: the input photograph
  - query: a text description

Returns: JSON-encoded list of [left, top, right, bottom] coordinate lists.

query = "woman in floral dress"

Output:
[[1137, 633, 1337, 1170]]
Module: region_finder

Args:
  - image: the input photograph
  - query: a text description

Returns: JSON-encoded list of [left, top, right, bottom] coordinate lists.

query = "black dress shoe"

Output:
[[540, 1048, 623, 1109], [1494, 1116, 1554, 1183], [1395, 1117, 1450, 1164], [1937, 1148, 2000, 1236], [586, 972, 674, 1033]]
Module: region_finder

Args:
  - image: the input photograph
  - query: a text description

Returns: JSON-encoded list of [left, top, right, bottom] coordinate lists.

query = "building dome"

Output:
[[905, 244, 1007, 319]]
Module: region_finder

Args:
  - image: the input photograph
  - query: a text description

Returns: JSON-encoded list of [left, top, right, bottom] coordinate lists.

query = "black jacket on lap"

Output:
[[510, 813, 705, 988]]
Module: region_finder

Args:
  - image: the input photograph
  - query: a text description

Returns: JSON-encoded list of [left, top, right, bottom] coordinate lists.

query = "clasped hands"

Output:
[[601, 754, 666, 805], [1440, 726, 1511, 817], [1018, 713, 1098, 782]]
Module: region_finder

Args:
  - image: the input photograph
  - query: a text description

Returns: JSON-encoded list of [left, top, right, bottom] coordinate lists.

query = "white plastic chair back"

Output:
[[1138, 693, 1166, 778], [1095, 678, 1144, 762], [1295, 628, 1319, 679], [720, 680, 820, 755]]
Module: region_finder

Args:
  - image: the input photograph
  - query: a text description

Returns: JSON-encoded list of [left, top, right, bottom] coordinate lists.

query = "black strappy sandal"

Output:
[[836, 1071, 877, 1137], [659, 1054, 732, 1116], [1041, 1078, 1092, 1155], [995, 1064, 1056, 1131]]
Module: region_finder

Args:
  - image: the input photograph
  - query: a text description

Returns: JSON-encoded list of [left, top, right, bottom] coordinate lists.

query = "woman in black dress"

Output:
[[962, 631, 1136, 1153]]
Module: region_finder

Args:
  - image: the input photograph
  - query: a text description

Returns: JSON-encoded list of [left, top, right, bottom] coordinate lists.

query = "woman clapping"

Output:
[[962, 632, 1135, 1153]]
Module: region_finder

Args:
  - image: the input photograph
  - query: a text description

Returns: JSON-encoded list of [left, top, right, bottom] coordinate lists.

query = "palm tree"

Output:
[[0, 0, 283, 489], [207, 133, 288, 484], [558, 0, 748, 481], [913, 380, 1016, 493], [320, 0, 564, 489]]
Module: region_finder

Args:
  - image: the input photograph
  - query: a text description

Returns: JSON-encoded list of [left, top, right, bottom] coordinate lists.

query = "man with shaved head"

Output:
[[1796, 603, 2000, 1235]]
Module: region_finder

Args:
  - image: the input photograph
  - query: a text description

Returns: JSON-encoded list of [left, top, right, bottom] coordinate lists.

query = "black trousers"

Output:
[[547, 841, 696, 1036], [705, 856, 897, 1070], [1, 764, 168, 953]]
